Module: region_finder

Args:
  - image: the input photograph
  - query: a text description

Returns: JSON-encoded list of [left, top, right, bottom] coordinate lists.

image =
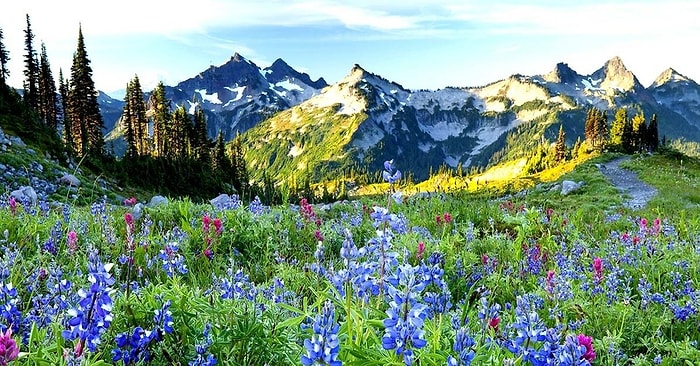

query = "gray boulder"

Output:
[[561, 180, 584, 195], [10, 186, 38, 205], [148, 195, 169, 207], [59, 174, 81, 187]]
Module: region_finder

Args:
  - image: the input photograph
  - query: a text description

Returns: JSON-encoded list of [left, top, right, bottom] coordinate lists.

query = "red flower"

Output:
[[416, 241, 425, 259], [213, 218, 223, 235], [435, 215, 443, 225], [593, 257, 603, 281], [443, 212, 452, 224], [488, 316, 500, 330]]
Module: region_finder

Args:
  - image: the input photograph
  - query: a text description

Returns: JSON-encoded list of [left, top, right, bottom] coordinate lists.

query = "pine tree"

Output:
[[23, 14, 39, 110], [150, 82, 171, 157], [38, 42, 58, 130], [67, 25, 104, 157], [170, 106, 190, 158], [572, 136, 582, 159], [122, 82, 137, 158], [621, 117, 634, 153], [631, 113, 646, 152], [609, 108, 628, 150], [125, 75, 147, 155], [0, 26, 10, 87], [192, 107, 210, 163], [230, 133, 249, 194], [594, 110, 608, 150], [59, 70, 73, 150], [647, 114, 659, 152], [554, 124, 567, 162]]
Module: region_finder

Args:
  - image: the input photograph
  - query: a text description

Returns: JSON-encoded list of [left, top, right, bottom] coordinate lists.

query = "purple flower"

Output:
[[0, 327, 19, 365]]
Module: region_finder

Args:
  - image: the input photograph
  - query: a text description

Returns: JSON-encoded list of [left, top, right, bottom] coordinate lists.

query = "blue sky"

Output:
[[1, 1, 699, 97]]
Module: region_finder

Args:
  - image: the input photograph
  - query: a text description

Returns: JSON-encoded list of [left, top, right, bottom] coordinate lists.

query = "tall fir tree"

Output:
[[58, 70, 73, 150], [0, 26, 9, 87], [646, 114, 659, 152], [554, 124, 567, 162], [170, 106, 190, 158], [38, 42, 58, 130], [621, 116, 634, 153], [125, 75, 147, 155], [212, 130, 227, 172], [192, 107, 210, 163], [150, 82, 171, 157], [67, 25, 104, 157], [122, 82, 137, 158], [23, 14, 39, 111], [594, 110, 608, 150], [229, 133, 249, 194], [631, 112, 647, 152], [584, 108, 595, 143]]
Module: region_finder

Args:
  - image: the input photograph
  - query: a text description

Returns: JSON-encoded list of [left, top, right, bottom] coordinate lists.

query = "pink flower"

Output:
[[213, 218, 223, 235], [67, 231, 78, 252], [0, 327, 19, 364], [202, 215, 211, 233], [545, 270, 555, 294], [577, 334, 596, 362], [593, 257, 603, 281], [443, 212, 453, 224], [481, 254, 489, 265], [652, 218, 661, 235], [203, 248, 213, 260], [124, 213, 134, 234], [8, 197, 16, 215], [640, 217, 648, 231], [314, 230, 324, 242], [123, 197, 137, 206], [416, 241, 425, 259]]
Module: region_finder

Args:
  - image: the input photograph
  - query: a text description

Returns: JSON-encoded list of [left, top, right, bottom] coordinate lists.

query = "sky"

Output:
[[1, 0, 699, 98]]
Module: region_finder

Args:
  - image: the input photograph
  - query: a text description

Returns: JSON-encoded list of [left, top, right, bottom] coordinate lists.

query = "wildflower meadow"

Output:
[[0, 156, 699, 365]]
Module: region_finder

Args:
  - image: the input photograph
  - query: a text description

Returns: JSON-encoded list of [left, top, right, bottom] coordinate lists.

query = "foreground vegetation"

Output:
[[0, 151, 698, 365]]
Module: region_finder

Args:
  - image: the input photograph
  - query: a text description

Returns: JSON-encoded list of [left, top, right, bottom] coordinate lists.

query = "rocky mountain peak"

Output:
[[650, 67, 691, 88], [543, 62, 579, 84], [592, 56, 642, 92]]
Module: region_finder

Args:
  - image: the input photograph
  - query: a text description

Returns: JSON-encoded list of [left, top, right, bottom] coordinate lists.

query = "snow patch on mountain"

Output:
[[423, 121, 467, 141], [224, 86, 246, 103], [196, 89, 222, 104], [288, 144, 303, 157]]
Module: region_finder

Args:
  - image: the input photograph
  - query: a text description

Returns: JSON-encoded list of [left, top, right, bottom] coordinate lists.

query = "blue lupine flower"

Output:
[[382, 264, 428, 365], [383, 160, 402, 184], [62, 250, 115, 355], [301, 300, 341, 366], [158, 241, 188, 277], [447, 325, 476, 366], [190, 323, 217, 366], [112, 300, 174, 364]]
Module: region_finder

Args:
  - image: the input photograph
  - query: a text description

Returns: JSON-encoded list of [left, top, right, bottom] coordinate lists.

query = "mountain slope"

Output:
[[240, 56, 700, 185]]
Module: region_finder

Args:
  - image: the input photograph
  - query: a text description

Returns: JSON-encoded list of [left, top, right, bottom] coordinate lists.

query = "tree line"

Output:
[[0, 15, 250, 200]]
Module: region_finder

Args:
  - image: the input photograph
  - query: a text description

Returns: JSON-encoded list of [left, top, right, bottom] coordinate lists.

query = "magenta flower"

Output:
[[416, 241, 425, 260], [0, 327, 20, 365], [213, 218, 223, 235], [8, 197, 16, 215], [67, 231, 78, 252], [577, 334, 596, 362], [202, 215, 211, 233], [124, 213, 134, 234], [593, 257, 603, 281]]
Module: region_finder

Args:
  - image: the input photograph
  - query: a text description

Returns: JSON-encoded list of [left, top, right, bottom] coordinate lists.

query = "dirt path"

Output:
[[598, 156, 657, 209]]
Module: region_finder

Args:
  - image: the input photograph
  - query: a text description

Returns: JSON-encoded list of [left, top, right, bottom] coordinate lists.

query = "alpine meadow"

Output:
[[3, 10, 700, 366]]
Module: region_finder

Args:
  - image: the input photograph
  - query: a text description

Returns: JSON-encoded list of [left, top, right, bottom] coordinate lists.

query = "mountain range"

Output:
[[100, 54, 700, 184]]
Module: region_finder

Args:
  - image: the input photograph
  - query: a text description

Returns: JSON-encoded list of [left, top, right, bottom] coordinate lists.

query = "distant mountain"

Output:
[[96, 91, 125, 133], [240, 56, 700, 184], [97, 54, 700, 183]]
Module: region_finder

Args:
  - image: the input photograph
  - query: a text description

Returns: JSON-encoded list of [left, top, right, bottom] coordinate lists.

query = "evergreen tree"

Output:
[[621, 117, 634, 153], [647, 114, 659, 152], [230, 133, 249, 194], [59, 70, 73, 150], [572, 136, 582, 160], [122, 82, 137, 158], [38, 42, 58, 130], [170, 106, 190, 158], [631, 112, 647, 152], [192, 107, 210, 163], [609, 108, 628, 150], [23, 14, 39, 110], [151, 82, 171, 157], [554, 124, 567, 162], [67, 25, 104, 157], [0, 26, 9, 87], [124, 75, 147, 155], [594, 110, 608, 150], [212, 130, 227, 172]]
